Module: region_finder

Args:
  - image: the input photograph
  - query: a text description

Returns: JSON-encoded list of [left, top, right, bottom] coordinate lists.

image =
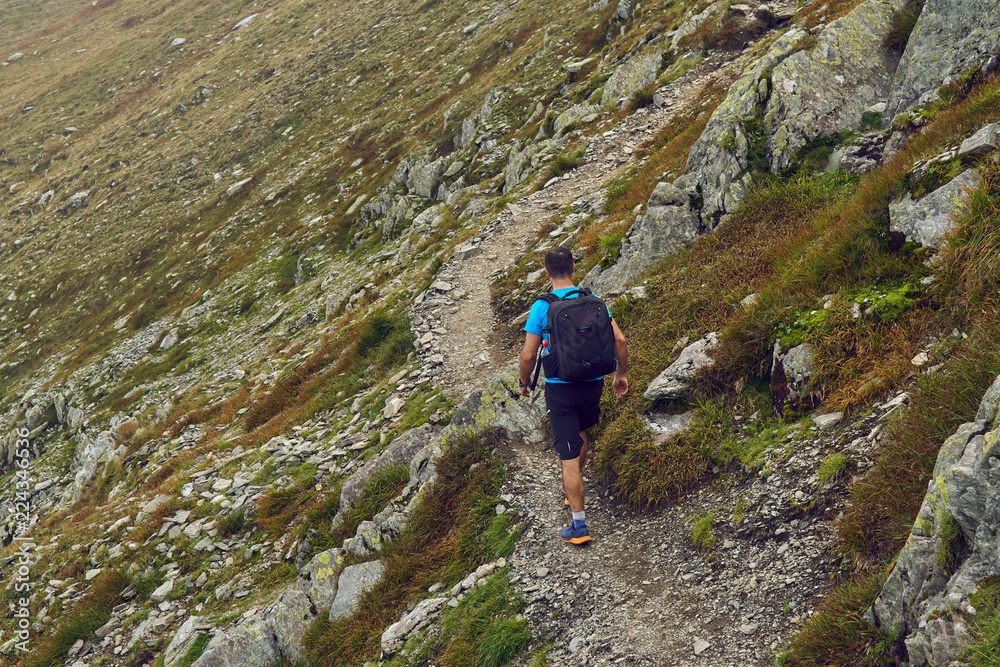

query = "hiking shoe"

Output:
[[560, 523, 591, 545]]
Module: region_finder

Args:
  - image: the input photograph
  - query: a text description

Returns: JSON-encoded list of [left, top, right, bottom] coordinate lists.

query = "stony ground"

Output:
[[496, 394, 903, 666]]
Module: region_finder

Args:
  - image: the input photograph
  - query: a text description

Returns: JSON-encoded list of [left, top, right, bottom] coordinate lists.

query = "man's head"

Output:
[[544, 246, 574, 280]]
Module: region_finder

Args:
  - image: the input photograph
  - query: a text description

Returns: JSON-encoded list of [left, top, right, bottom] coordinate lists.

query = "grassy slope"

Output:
[[1, 0, 999, 664]]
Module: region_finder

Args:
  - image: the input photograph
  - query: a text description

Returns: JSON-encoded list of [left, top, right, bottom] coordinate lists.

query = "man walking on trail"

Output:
[[518, 246, 629, 545]]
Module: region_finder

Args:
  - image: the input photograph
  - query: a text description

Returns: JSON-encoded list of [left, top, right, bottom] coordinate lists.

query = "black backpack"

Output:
[[530, 288, 617, 388]]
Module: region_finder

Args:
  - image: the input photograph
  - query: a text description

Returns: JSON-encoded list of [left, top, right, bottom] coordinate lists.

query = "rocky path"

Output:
[[411, 52, 737, 401], [495, 397, 899, 666], [408, 36, 882, 667]]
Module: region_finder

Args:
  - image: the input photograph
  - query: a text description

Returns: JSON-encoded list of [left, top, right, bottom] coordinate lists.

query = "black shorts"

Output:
[[545, 380, 604, 461]]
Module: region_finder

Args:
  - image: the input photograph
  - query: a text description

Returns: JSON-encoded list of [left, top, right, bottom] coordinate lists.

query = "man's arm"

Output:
[[611, 319, 629, 398], [519, 332, 542, 397]]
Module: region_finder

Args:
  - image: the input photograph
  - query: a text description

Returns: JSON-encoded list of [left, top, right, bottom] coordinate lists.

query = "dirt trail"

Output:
[[414, 53, 733, 401]]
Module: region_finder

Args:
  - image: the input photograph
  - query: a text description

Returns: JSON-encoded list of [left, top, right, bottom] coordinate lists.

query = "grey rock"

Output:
[[684, 28, 810, 225], [889, 168, 980, 249], [329, 560, 386, 621], [395, 154, 448, 200], [505, 143, 539, 191], [813, 412, 843, 429], [958, 123, 1000, 158], [67, 406, 85, 428], [333, 424, 441, 527], [976, 375, 1000, 423], [151, 579, 174, 602], [765, 0, 906, 174], [270, 587, 316, 664], [160, 327, 181, 351], [164, 616, 211, 667], [601, 52, 660, 106], [190, 613, 279, 667], [615, 0, 634, 21], [645, 411, 696, 444], [582, 181, 702, 294], [771, 342, 819, 416], [883, 0, 1000, 121], [380, 597, 449, 656], [69, 190, 90, 207], [867, 380, 1000, 665], [693, 639, 711, 655], [554, 104, 599, 134], [644, 333, 719, 401], [64, 432, 118, 503]]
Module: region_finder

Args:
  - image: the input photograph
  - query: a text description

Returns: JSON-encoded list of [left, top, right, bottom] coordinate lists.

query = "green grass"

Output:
[[964, 578, 1000, 665], [436, 572, 530, 667], [782, 565, 901, 667], [817, 453, 850, 486], [691, 513, 716, 551], [176, 632, 212, 667], [26, 569, 129, 667], [303, 428, 521, 666]]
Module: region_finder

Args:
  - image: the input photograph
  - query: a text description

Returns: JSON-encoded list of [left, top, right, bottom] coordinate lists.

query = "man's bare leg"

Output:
[[562, 431, 589, 513]]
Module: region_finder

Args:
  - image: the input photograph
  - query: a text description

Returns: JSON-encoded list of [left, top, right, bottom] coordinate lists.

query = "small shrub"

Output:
[[817, 453, 850, 485], [935, 512, 968, 576], [691, 513, 716, 551]]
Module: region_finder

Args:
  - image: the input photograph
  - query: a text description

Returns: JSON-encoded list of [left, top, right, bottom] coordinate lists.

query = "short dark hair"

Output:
[[545, 246, 574, 279]]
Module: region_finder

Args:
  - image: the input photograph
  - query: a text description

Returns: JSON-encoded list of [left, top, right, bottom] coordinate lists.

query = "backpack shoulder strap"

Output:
[[537, 293, 560, 304]]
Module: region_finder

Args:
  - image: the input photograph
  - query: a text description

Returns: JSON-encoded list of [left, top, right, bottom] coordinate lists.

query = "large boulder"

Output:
[[63, 431, 118, 503], [191, 614, 281, 667], [601, 51, 661, 106], [298, 547, 345, 610], [644, 333, 719, 402], [270, 588, 316, 664], [867, 374, 1000, 665], [329, 560, 385, 621], [889, 168, 980, 249], [883, 0, 1000, 121], [764, 0, 907, 173], [770, 342, 820, 416], [554, 104, 599, 134], [683, 28, 810, 226], [394, 155, 448, 200], [582, 181, 702, 294]]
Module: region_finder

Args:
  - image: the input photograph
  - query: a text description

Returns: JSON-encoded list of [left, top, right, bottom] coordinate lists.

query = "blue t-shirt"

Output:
[[524, 287, 607, 383]]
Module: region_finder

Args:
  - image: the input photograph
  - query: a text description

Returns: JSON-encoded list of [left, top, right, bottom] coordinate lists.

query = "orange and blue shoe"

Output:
[[560, 521, 591, 545]]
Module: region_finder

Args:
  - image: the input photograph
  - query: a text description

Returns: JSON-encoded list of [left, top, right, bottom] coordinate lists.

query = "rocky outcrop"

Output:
[[188, 369, 548, 667], [601, 51, 661, 106], [683, 28, 810, 225], [644, 333, 719, 402], [332, 423, 442, 529], [765, 0, 906, 174], [554, 104, 599, 134], [505, 143, 539, 191], [866, 374, 1000, 666], [329, 560, 385, 620], [685, 0, 908, 224], [582, 181, 702, 294], [63, 431, 118, 504], [395, 154, 448, 200], [771, 342, 820, 417], [889, 168, 980, 249], [883, 0, 1000, 121]]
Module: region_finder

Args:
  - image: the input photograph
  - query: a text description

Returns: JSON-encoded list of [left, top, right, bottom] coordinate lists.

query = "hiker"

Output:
[[518, 246, 629, 545]]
